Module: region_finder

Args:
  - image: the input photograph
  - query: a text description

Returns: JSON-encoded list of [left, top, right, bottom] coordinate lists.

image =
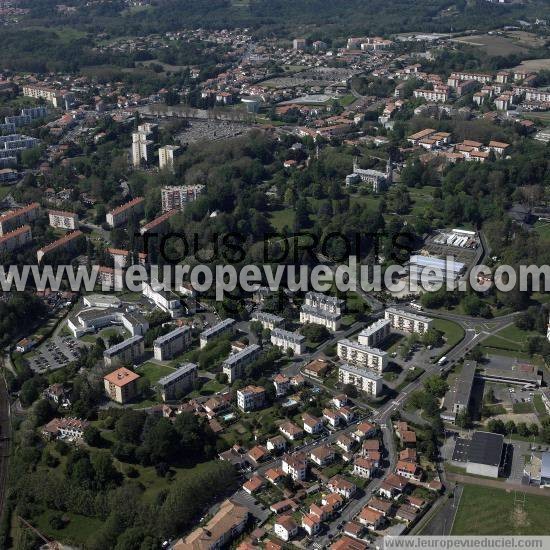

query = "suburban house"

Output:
[[273, 515, 299, 542], [310, 445, 335, 467], [282, 452, 307, 481]]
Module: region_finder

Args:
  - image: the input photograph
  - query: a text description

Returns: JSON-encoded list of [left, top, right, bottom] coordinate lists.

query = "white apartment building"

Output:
[[270, 328, 306, 355], [338, 363, 383, 396], [385, 307, 432, 334], [199, 318, 236, 348], [414, 87, 449, 102], [337, 339, 388, 373], [300, 305, 341, 331], [358, 319, 391, 347], [131, 123, 157, 168], [158, 145, 180, 172], [156, 363, 197, 401], [160, 185, 205, 213], [103, 335, 144, 368], [48, 209, 78, 230], [237, 385, 266, 412], [142, 282, 182, 318], [0, 225, 32, 254], [68, 308, 149, 339], [0, 202, 40, 235], [304, 291, 345, 315], [222, 344, 261, 383], [282, 452, 307, 481], [106, 197, 145, 228], [251, 310, 284, 330], [153, 326, 192, 360]]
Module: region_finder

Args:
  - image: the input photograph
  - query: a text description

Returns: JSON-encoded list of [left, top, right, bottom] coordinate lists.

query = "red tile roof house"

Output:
[[247, 445, 268, 466], [378, 474, 409, 499], [302, 513, 321, 536], [273, 515, 299, 542], [310, 445, 335, 467], [282, 452, 307, 481], [302, 412, 324, 434], [265, 467, 286, 485], [358, 506, 384, 531], [395, 503, 418, 523], [336, 434, 354, 453], [270, 498, 298, 514], [396, 459, 423, 481], [267, 435, 287, 452], [353, 421, 377, 441], [279, 420, 304, 440], [323, 408, 342, 428], [243, 475, 264, 494], [327, 475, 357, 499], [353, 457, 376, 479], [367, 497, 393, 515]]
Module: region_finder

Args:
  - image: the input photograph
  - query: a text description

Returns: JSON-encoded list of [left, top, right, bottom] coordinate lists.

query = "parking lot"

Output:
[[28, 336, 84, 373]]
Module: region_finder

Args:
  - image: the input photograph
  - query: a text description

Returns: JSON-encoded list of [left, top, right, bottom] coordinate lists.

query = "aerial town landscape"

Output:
[[1, 0, 550, 549]]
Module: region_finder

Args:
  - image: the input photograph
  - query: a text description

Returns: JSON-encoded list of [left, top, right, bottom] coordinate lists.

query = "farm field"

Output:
[[451, 34, 529, 56]]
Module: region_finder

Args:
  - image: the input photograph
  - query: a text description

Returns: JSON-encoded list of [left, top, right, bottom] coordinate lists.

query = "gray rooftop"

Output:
[[223, 344, 261, 366], [200, 318, 236, 339], [385, 307, 432, 324], [338, 338, 387, 358], [271, 328, 305, 344], [339, 363, 382, 381], [154, 325, 191, 347], [301, 304, 341, 321], [104, 335, 143, 357], [156, 363, 197, 387]]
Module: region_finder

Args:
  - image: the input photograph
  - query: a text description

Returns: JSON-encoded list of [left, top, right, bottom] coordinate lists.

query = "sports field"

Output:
[[452, 484, 550, 535]]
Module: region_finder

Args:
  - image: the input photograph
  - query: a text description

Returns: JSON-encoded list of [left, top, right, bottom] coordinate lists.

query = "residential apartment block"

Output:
[[358, 319, 391, 347], [103, 367, 141, 404], [271, 328, 306, 355], [337, 339, 388, 373], [48, 209, 78, 230], [282, 452, 307, 481], [200, 318, 236, 348], [103, 336, 144, 368], [158, 145, 181, 172], [139, 209, 178, 236], [0, 225, 32, 254], [300, 305, 341, 331], [175, 499, 248, 550], [237, 385, 266, 412], [153, 326, 192, 360], [36, 230, 83, 263], [142, 281, 182, 318], [251, 310, 284, 330], [156, 362, 198, 401], [222, 344, 261, 383], [338, 363, 383, 396], [0, 202, 40, 235], [106, 197, 145, 228], [385, 307, 432, 334], [304, 291, 345, 315], [131, 123, 157, 167]]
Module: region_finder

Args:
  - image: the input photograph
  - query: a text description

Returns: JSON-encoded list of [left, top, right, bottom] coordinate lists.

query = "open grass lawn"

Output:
[[482, 324, 539, 353], [512, 402, 534, 414], [432, 318, 464, 349], [0, 185, 14, 200], [451, 34, 529, 56], [269, 208, 294, 232], [533, 394, 549, 418], [188, 378, 225, 397], [452, 484, 550, 535], [34, 511, 105, 546], [137, 362, 176, 384]]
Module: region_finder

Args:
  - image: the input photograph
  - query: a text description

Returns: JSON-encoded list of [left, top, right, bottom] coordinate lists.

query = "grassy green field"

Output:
[[34, 511, 105, 546], [137, 362, 175, 384], [482, 324, 539, 353], [452, 484, 550, 535], [432, 318, 465, 349]]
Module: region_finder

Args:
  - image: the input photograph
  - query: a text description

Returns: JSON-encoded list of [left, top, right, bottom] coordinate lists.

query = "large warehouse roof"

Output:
[[468, 431, 504, 467]]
